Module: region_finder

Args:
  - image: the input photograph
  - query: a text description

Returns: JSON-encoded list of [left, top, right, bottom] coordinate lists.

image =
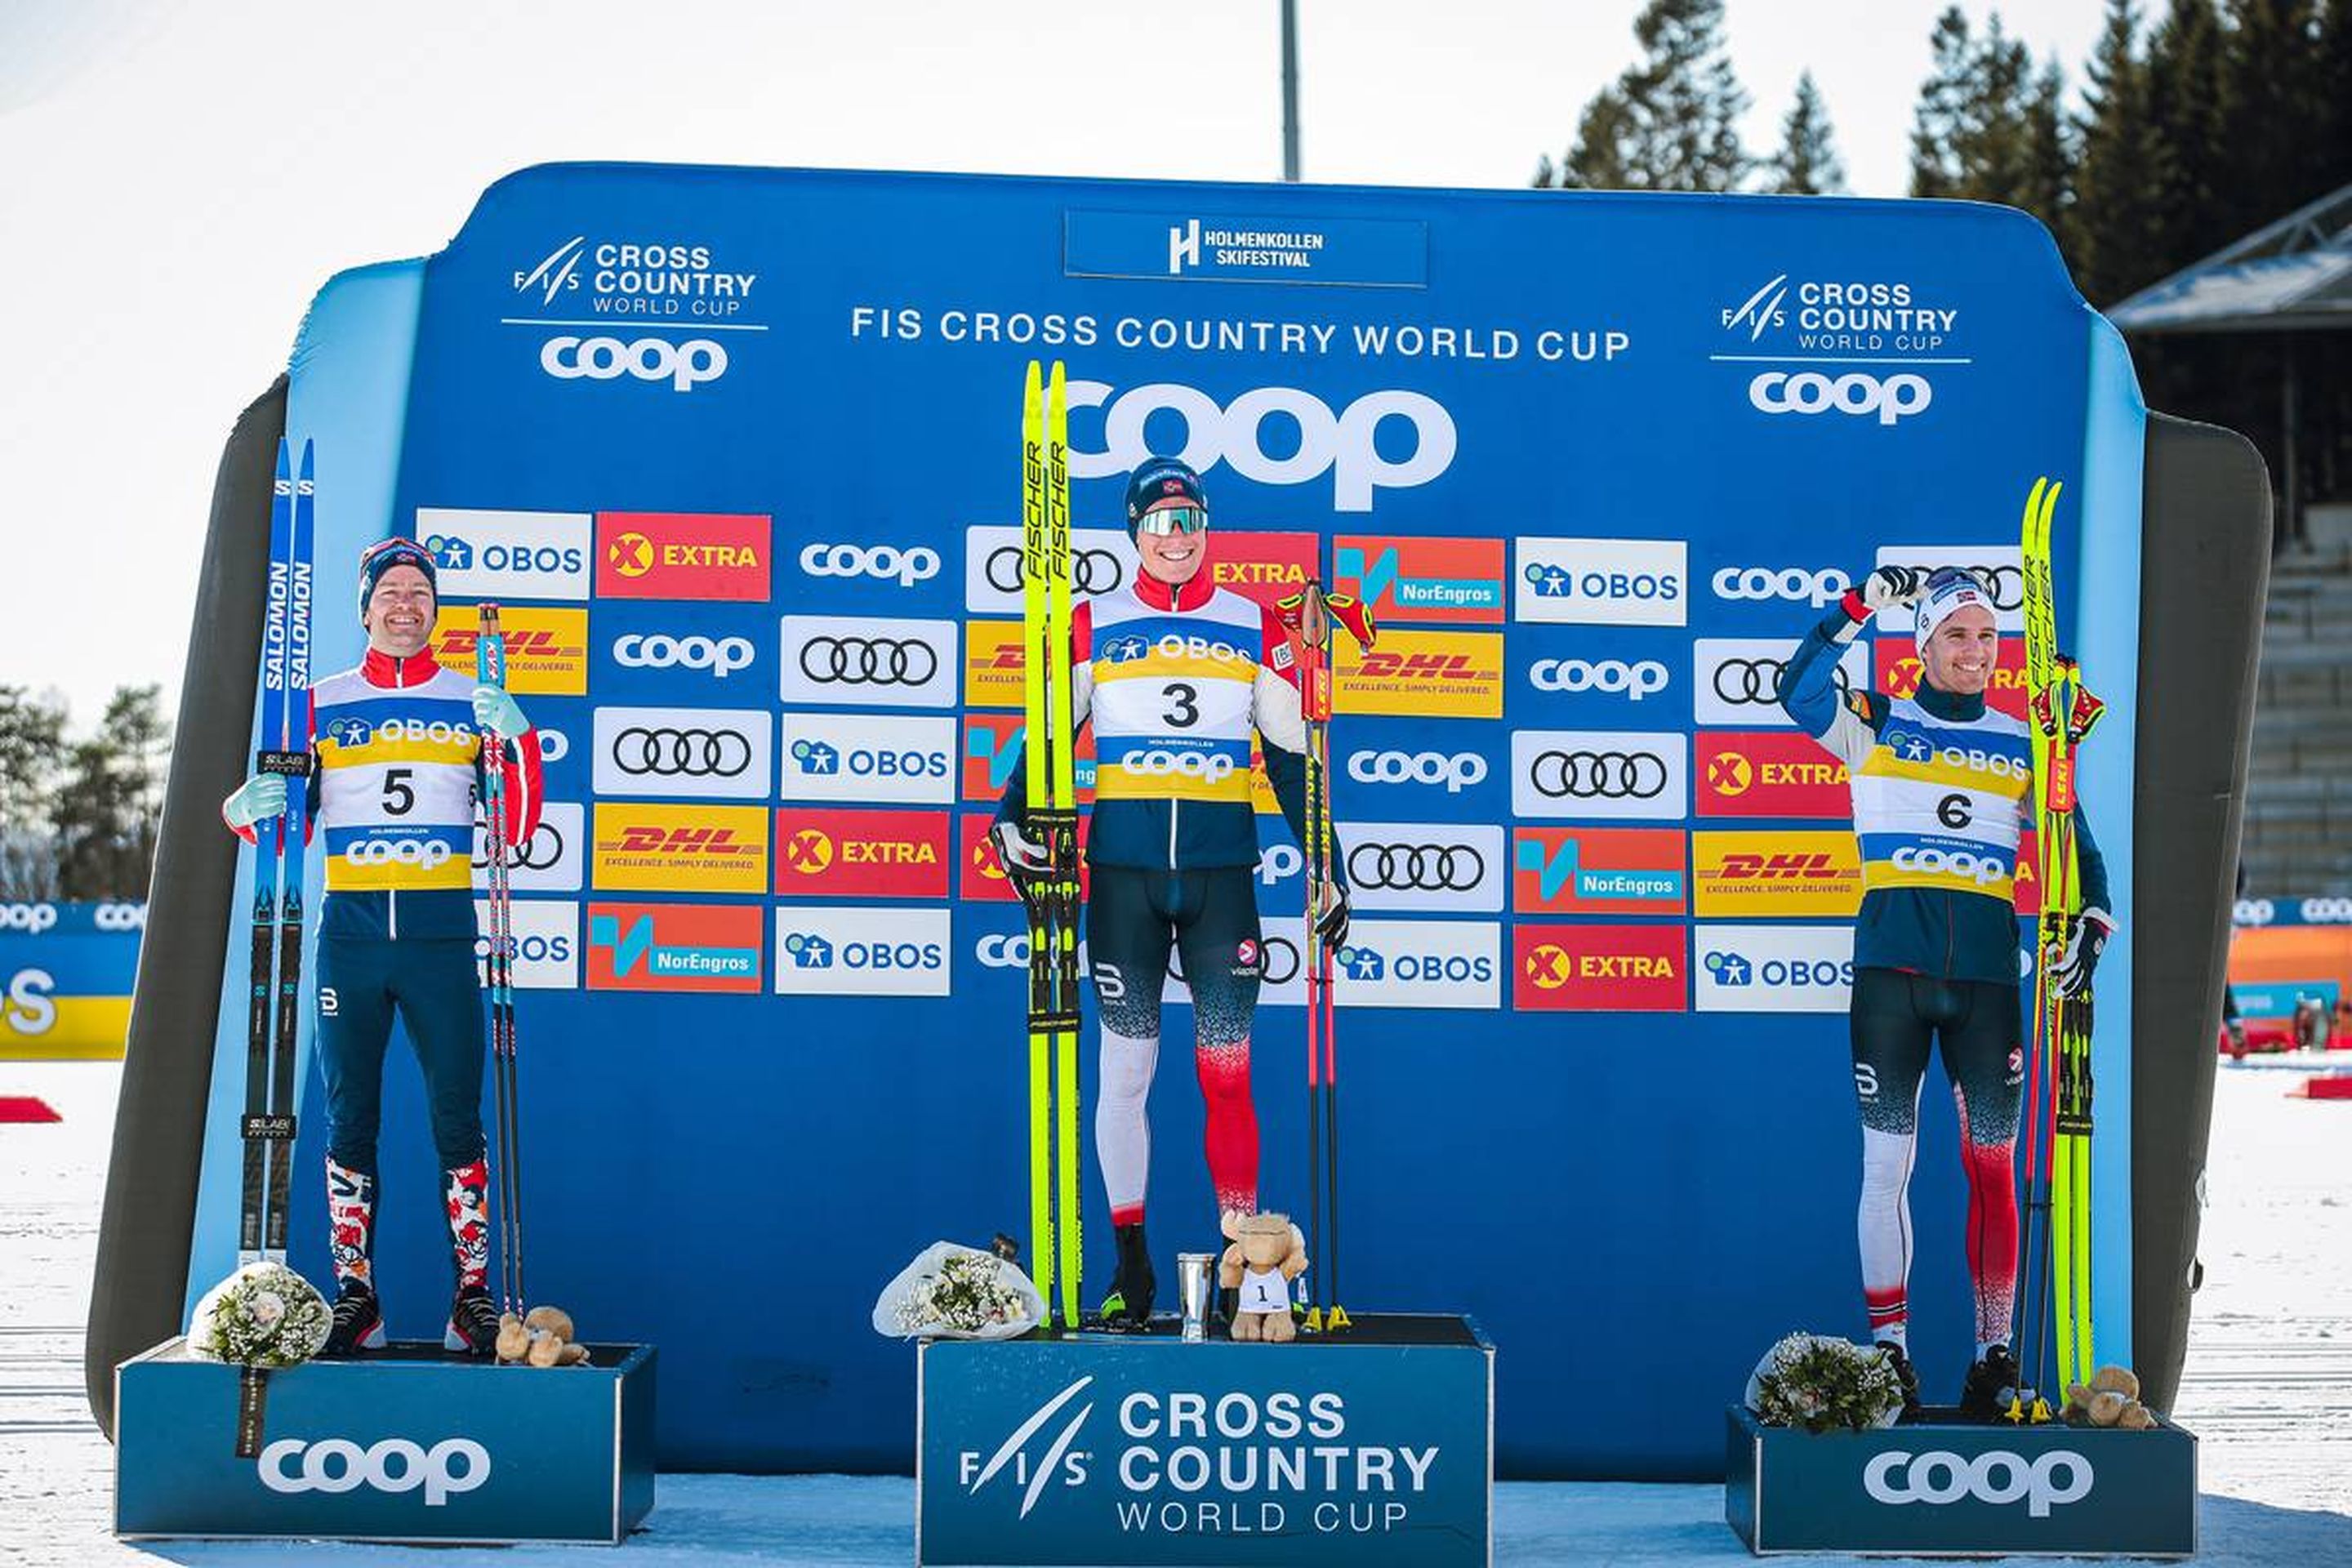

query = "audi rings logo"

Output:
[[1348, 841, 1485, 892], [474, 820, 565, 872], [986, 545, 1125, 596], [1748, 369, 1931, 425], [256, 1436, 491, 1508], [798, 635, 939, 687], [1912, 562, 2025, 612], [1862, 1448, 2093, 1517], [1346, 750, 1488, 794], [342, 840, 454, 869], [1712, 655, 1851, 706], [614, 633, 755, 679], [540, 334, 726, 393], [1528, 750, 1669, 800], [798, 542, 941, 586], [612, 727, 753, 777]]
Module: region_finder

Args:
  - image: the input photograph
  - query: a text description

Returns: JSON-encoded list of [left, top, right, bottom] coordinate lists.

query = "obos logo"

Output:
[[1066, 380, 1454, 512], [774, 906, 951, 996], [1694, 925, 1854, 1013], [1513, 537, 1687, 627], [256, 1436, 490, 1507], [414, 509, 590, 599], [782, 714, 956, 804], [470, 898, 580, 990], [1328, 920, 1499, 1009], [1863, 1449, 2093, 1518]]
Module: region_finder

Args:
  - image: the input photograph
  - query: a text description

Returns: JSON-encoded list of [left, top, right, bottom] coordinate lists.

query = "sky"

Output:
[[0, 0, 2109, 725]]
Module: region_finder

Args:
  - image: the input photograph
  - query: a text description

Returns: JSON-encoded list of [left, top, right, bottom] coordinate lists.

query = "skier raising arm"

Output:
[[990, 457, 1349, 1328], [1778, 563, 2114, 1416], [220, 537, 542, 1357]]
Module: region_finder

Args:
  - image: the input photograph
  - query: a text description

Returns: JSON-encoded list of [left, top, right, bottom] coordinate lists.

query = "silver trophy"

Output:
[[1177, 1253, 1217, 1343]]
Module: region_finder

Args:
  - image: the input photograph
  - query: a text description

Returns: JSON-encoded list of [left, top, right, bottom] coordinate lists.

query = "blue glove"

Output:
[[472, 685, 529, 739], [222, 773, 288, 831]]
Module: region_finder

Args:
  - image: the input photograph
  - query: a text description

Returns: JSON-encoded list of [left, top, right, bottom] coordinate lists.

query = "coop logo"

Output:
[[590, 804, 767, 893], [960, 1375, 1096, 1519], [775, 808, 949, 898], [1511, 828, 1686, 915], [774, 905, 951, 996], [1748, 370, 1932, 426], [1528, 657, 1668, 701], [0, 903, 59, 934], [415, 510, 590, 600], [1862, 1449, 2094, 1518], [1339, 630, 1503, 718], [1693, 831, 1864, 917], [780, 615, 959, 710], [798, 541, 941, 587], [256, 1436, 490, 1508], [593, 512, 770, 600], [540, 334, 727, 392], [1710, 566, 1852, 607], [782, 714, 956, 804], [429, 607, 589, 696], [1345, 749, 1486, 795], [1694, 925, 1854, 1012], [1512, 924, 1687, 1012], [1064, 379, 1455, 512], [92, 903, 146, 932], [470, 898, 579, 989], [1513, 537, 1687, 626], [592, 707, 773, 801], [612, 632, 755, 679], [1328, 920, 1499, 1009], [1333, 537, 1504, 624]]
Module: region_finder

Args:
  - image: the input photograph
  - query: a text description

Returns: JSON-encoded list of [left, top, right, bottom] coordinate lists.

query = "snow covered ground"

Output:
[[3, 1055, 2347, 1566]]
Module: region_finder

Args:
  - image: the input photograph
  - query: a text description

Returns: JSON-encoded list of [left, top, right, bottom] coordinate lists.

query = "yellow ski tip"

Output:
[[1325, 1305, 1352, 1332]]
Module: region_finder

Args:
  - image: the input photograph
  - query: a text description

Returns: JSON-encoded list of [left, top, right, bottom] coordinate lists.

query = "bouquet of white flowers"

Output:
[[189, 1261, 332, 1369], [1745, 1331, 1904, 1433], [872, 1242, 1044, 1341]]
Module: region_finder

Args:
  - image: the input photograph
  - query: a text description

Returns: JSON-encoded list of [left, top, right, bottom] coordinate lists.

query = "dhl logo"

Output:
[[964, 621, 1027, 709], [1693, 830, 1862, 915], [429, 606, 588, 695], [1336, 629, 1503, 718], [1717, 851, 1844, 881], [1356, 651, 1483, 682], [594, 804, 768, 893], [616, 826, 755, 858]]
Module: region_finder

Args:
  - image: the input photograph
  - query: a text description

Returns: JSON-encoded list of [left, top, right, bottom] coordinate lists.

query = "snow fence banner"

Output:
[[168, 165, 2163, 1475]]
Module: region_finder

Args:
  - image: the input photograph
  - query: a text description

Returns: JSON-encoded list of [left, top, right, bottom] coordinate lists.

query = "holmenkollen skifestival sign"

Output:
[[184, 164, 2154, 1472]]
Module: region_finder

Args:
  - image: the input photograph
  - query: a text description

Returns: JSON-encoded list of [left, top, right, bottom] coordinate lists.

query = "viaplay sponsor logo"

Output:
[[1512, 924, 1687, 1012], [417, 510, 590, 600], [1878, 637, 2029, 720], [774, 808, 951, 899], [1696, 733, 1851, 818], [1511, 827, 1687, 916], [590, 804, 767, 894], [429, 607, 588, 696], [1513, 537, 1686, 627], [963, 714, 1098, 803], [1335, 630, 1503, 719], [774, 904, 951, 997], [594, 513, 770, 600], [1692, 830, 1863, 918], [585, 901, 763, 992], [1333, 537, 1505, 626], [1693, 924, 1854, 1013]]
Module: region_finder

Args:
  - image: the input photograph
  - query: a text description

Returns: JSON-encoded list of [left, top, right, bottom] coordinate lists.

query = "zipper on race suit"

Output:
[[389, 654, 404, 942], [1168, 800, 1180, 869]]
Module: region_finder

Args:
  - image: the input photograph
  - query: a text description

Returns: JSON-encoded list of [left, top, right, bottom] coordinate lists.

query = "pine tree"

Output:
[[1910, 7, 1977, 198], [1768, 72, 1847, 194], [2218, 2, 2326, 239], [2322, 0, 2352, 194], [52, 685, 172, 902], [1906, 11, 2075, 243], [1548, 0, 1751, 192], [2074, 0, 2169, 304], [2145, 0, 2230, 266], [0, 686, 67, 901]]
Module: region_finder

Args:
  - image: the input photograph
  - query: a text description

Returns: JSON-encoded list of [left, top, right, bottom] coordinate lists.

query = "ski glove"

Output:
[[989, 820, 1053, 884], [472, 685, 530, 740], [2051, 909, 2116, 1000], [1858, 564, 1924, 615], [222, 772, 288, 831], [1314, 881, 1351, 951]]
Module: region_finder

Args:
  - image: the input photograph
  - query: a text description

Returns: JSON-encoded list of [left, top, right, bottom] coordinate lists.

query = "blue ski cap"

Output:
[[1913, 565, 1993, 657], [1125, 457, 1209, 537], [358, 537, 439, 620]]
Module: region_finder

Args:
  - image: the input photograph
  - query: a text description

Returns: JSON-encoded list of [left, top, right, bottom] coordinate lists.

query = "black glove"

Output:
[[2051, 911, 2115, 1000], [1313, 882, 1350, 951], [1858, 564, 1923, 615]]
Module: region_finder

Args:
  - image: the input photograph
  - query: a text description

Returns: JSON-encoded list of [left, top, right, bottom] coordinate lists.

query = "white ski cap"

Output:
[[1913, 567, 1993, 657]]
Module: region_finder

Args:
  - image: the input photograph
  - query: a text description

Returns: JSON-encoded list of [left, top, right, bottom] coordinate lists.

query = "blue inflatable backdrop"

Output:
[[185, 164, 2147, 1475]]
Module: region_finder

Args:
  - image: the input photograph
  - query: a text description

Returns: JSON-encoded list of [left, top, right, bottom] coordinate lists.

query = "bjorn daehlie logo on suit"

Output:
[[514, 235, 758, 393]]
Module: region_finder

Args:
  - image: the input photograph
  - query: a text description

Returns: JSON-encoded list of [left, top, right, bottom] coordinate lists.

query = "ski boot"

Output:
[[1875, 1339, 1922, 1419], [322, 1158, 385, 1354], [323, 1285, 386, 1355], [441, 1158, 497, 1355], [1961, 1344, 2022, 1422], [1096, 1223, 1156, 1330], [445, 1285, 502, 1355]]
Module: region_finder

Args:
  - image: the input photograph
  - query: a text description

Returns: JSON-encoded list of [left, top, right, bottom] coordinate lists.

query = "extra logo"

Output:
[[1337, 822, 1505, 913], [1512, 924, 1686, 1011], [782, 713, 956, 805], [1327, 920, 1499, 1009], [591, 707, 773, 801], [1692, 638, 1869, 728], [1694, 925, 1855, 1013], [1513, 537, 1687, 627], [1511, 827, 1687, 915], [774, 905, 951, 997], [594, 512, 769, 600], [541, 334, 727, 392], [1692, 831, 1863, 917], [586, 902, 763, 992], [779, 615, 958, 709], [1509, 731, 1687, 822], [256, 1436, 489, 1508], [1527, 657, 1668, 702], [1863, 1449, 2093, 1517], [469, 898, 579, 989], [1333, 537, 1504, 625], [798, 541, 941, 587], [1696, 733, 1850, 818], [590, 804, 767, 894], [416, 509, 590, 600], [1336, 630, 1503, 719], [1748, 370, 1931, 425], [612, 632, 755, 680], [1064, 380, 1455, 512], [429, 607, 588, 696], [962, 715, 1098, 803], [1205, 530, 1320, 611], [775, 808, 950, 899], [964, 524, 1137, 615], [1872, 546, 2026, 632]]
